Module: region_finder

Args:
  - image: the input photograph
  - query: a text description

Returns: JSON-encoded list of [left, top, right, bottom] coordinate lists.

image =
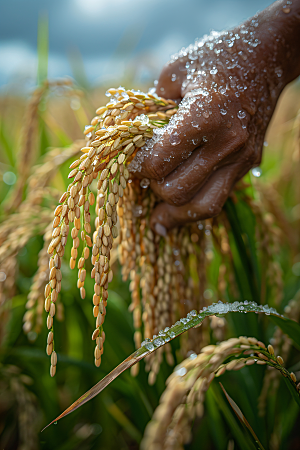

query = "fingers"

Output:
[[149, 163, 243, 233], [150, 130, 247, 206], [156, 58, 189, 99], [138, 93, 231, 180]]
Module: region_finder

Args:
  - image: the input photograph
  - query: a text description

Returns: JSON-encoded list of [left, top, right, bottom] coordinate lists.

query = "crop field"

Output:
[[0, 71, 299, 450]]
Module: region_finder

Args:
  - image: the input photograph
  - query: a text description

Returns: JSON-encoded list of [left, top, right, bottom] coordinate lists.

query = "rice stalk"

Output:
[[23, 224, 52, 337], [6, 78, 78, 213], [258, 289, 300, 417], [0, 364, 40, 450], [43, 87, 182, 375], [141, 336, 298, 450], [43, 86, 289, 379]]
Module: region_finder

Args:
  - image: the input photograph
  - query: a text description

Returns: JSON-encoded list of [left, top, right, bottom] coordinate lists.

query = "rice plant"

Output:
[[0, 78, 299, 449]]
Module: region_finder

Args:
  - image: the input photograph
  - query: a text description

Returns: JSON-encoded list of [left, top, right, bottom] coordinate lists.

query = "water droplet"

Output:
[[157, 177, 165, 185], [153, 337, 164, 347], [203, 111, 209, 119], [140, 178, 150, 188], [169, 133, 181, 146], [133, 205, 143, 217], [0, 271, 7, 282], [252, 167, 262, 177], [210, 67, 218, 75], [237, 110, 246, 119], [204, 289, 213, 299], [3, 171, 16, 185], [54, 421, 58, 425], [282, 7, 290, 13], [171, 73, 177, 81], [220, 109, 227, 115], [176, 367, 187, 376], [145, 342, 155, 351], [70, 98, 81, 110], [203, 136, 208, 143], [275, 67, 283, 78]]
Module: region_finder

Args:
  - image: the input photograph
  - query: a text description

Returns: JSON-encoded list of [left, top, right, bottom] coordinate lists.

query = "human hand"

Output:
[[130, 1, 300, 235]]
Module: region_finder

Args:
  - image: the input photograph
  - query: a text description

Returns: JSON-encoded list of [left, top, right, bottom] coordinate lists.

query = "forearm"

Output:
[[243, 0, 300, 86]]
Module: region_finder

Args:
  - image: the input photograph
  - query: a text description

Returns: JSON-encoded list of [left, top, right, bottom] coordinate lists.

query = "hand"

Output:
[[130, 0, 300, 235]]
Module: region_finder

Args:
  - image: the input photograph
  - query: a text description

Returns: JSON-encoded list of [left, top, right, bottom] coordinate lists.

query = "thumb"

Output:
[[156, 57, 188, 100]]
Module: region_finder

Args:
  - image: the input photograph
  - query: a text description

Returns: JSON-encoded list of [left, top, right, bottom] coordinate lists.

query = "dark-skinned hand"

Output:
[[130, 0, 300, 235]]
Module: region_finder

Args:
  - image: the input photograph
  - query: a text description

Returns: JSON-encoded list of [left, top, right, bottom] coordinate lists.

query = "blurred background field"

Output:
[[1, 1, 300, 449]]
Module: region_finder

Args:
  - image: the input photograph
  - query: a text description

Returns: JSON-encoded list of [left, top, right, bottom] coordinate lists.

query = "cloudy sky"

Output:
[[0, 0, 274, 90]]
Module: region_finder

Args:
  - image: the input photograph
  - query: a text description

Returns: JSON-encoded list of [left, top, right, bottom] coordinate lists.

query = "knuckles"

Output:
[[142, 152, 168, 180]]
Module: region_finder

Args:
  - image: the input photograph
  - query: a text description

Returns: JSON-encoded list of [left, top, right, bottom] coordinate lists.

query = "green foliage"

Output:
[[0, 72, 299, 449]]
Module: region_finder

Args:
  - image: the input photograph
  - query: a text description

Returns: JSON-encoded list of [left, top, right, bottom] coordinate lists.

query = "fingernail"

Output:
[[154, 223, 167, 237]]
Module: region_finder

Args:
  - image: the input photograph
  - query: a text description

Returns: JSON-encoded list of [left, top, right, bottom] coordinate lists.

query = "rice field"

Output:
[[0, 73, 300, 450]]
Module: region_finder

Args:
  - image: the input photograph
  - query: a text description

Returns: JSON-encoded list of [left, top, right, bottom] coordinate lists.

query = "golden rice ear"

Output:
[[44, 87, 179, 375], [141, 333, 298, 450]]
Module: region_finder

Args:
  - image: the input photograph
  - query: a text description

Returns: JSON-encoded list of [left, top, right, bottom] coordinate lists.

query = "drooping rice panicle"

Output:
[[141, 336, 299, 450]]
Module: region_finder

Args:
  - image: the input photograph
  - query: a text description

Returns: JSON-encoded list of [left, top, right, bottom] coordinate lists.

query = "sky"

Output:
[[0, 0, 274, 91]]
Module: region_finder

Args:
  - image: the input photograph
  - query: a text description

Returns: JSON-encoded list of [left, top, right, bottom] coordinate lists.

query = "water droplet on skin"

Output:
[[171, 73, 177, 81], [237, 110, 246, 119], [203, 111, 209, 119], [191, 121, 200, 128], [203, 136, 208, 142], [140, 178, 150, 188], [169, 133, 181, 146], [210, 67, 218, 75], [157, 177, 165, 185], [252, 167, 262, 177], [220, 109, 227, 115]]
